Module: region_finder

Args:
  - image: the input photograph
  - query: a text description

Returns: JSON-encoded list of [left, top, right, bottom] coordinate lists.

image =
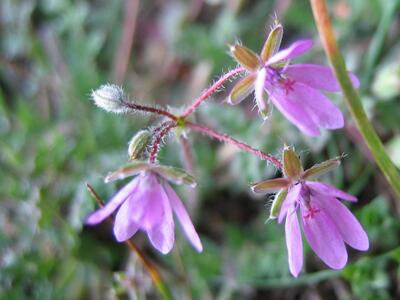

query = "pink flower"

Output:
[[251, 147, 368, 277], [229, 23, 359, 136], [86, 163, 203, 254]]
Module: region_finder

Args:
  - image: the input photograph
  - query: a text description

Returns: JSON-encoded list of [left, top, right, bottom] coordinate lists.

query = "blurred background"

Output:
[[1, 0, 400, 299]]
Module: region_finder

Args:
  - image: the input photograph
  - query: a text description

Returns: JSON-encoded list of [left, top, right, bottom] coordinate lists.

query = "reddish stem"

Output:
[[123, 101, 178, 120], [149, 123, 177, 163], [186, 121, 282, 170], [181, 67, 245, 118]]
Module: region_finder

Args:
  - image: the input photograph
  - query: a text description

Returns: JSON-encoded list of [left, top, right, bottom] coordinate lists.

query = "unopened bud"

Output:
[[91, 84, 126, 113], [128, 130, 151, 160], [282, 146, 302, 179]]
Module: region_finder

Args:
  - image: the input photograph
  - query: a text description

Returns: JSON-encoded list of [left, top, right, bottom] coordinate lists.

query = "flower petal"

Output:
[[301, 205, 347, 269], [265, 82, 321, 136], [228, 74, 256, 105], [284, 64, 360, 92], [255, 68, 272, 119], [164, 183, 203, 252], [147, 187, 175, 254], [284, 82, 344, 129], [113, 194, 141, 242], [312, 192, 369, 251], [113, 173, 162, 242], [86, 178, 139, 225], [306, 181, 357, 202], [267, 40, 313, 65], [285, 206, 303, 277], [278, 183, 302, 223]]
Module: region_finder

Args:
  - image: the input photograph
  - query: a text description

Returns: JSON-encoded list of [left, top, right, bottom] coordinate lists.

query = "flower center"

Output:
[[298, 182, 320, 219], [265, 67, 296, 95], [303, 206, 320, 219], [279, 78, 295, 95]]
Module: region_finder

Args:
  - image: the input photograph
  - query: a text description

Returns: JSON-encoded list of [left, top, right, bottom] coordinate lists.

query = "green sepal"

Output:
[[261, 23, 283, 62], [269, 189, 288, 220], [302, 157, 341, 180]]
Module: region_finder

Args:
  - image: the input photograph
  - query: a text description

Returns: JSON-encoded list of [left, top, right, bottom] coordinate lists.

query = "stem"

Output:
[[123, 101, 178, 120], [181, 67, 245, 118], [149, 123, 177, 163], [86, 183, 174, 300], [186, 121, 282, 170], [179, 135, 196, 175], [310, 0, 400, 199]]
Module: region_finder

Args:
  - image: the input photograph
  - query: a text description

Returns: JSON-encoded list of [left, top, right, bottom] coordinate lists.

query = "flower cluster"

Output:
[[86, 20, 368, 278], [252, 147, 368, 276], [229, 22, 359, 136], [87, 162, 202, 254]]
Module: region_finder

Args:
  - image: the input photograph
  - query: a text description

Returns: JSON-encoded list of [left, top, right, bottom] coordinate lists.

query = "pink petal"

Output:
[[306, 181, 357, 202], [164, 183, 203, 252], [113, 194, 141, 242], [301, 205, 347, 269], [137, 175, 166, 231], [284, 64, 360, 92], [113, 173, 163, 242], [267, 39, 313, 65], [147, 190, 175, 254], [278, 183, 302, 223], [312, 192, 369, 251], [285, 82, 344, 130], [86, 178, 139, 225], [265, 82, 321, 136], [285, 206, 303, 277], [255, 68, 270, 118]]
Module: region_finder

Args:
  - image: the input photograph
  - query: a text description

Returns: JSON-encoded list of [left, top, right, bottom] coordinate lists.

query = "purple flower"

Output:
[[251, 147, 368, 277], [86, 162, 203, 254], [229, 23, 360, 136]]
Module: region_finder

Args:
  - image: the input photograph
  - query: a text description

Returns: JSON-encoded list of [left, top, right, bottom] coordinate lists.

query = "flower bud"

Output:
[[128, 130, 152, 161], [91, 84, 126, 113], [282, 146, 302, 179]]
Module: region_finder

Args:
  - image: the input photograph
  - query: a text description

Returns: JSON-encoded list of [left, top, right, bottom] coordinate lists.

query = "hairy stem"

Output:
[[123, 101, 178, 120], [86, 184, 174, 300], [149, 123, 177, 163], [310, 0, 400, 199], [181, 67, 245, 118], [186, 121, 282, 170]]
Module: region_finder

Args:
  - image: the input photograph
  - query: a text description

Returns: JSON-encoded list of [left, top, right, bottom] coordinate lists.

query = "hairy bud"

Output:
[[91, 84, 126, 113], [128, 130, 152, 160]]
